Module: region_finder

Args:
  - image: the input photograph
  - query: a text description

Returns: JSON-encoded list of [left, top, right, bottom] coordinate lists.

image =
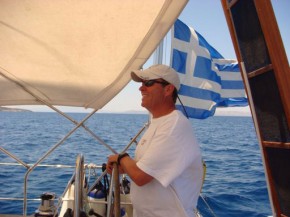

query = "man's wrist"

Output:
[[117, 153, 129, 165]]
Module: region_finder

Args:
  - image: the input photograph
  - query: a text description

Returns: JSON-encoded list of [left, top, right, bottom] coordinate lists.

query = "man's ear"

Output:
[[164, 84, 175, 95]]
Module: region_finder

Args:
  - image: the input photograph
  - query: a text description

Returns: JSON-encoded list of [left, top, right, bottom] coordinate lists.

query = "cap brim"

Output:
[[131, 70, 143, 82]]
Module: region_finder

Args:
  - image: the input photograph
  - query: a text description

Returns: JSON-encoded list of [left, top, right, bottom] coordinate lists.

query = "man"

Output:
[[107, 64, 203, 217]]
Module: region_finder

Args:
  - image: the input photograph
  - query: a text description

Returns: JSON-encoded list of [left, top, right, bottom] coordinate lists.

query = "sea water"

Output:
[[0, 112, 272, 216]]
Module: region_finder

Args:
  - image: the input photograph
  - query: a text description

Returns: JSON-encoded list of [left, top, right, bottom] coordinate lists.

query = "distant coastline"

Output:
[[0, 106, 32, 112], [0, 106, 251, 116]]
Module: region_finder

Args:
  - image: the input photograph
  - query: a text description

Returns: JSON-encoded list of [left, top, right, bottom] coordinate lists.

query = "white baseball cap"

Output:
[[131, 64, 180, 90]]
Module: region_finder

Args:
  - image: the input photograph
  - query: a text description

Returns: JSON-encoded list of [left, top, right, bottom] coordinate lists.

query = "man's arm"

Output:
[[107, 154, 153, 186]]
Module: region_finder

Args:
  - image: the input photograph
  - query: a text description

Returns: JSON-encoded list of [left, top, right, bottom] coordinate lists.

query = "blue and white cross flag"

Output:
[[171, 19, 248, 119]]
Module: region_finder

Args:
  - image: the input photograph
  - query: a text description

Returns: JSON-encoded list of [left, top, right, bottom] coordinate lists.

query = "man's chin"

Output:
[[141, 102, 148, 110]]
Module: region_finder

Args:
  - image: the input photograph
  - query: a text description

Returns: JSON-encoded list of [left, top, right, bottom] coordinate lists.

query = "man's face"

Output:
[[139, 79, 168, 113]]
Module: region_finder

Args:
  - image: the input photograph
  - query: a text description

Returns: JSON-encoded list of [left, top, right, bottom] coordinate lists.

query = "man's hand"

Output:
[[106, 154, 124, 174]]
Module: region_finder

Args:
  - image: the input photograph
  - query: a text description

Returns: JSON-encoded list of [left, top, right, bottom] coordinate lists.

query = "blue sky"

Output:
[[100, 0, 289, 114], [12, 1, 289, 114]]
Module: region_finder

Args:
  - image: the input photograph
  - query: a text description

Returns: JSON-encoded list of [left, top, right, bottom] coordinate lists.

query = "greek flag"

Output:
[[171, 19, 248, 119]]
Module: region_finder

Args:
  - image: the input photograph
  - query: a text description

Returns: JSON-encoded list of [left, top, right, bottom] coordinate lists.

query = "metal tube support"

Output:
[[153, 39, 164, 64], [0, 147, 30, 169]]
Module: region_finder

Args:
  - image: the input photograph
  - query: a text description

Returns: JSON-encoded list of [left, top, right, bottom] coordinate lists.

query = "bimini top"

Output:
[[0, 0, 188, 109]]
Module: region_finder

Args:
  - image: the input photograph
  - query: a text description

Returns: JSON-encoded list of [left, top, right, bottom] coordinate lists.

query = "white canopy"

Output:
[[0, 0, 187, 109]]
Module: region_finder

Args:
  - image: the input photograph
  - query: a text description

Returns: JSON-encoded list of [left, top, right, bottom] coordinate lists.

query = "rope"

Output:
[[177, 95, 189, 119]]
